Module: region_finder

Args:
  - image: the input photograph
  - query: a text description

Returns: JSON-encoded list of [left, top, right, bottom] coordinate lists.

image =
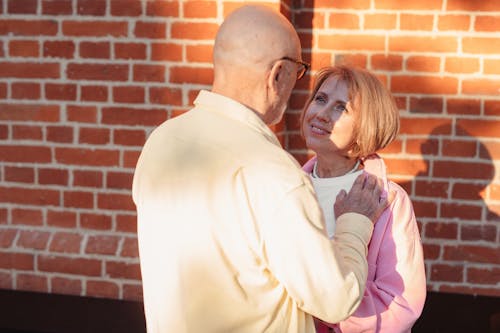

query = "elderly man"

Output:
[[133, 5, 389, 333]]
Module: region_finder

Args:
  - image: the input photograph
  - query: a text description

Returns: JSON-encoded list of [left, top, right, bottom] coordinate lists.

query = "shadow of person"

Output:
[[403, 123, 500, 333]]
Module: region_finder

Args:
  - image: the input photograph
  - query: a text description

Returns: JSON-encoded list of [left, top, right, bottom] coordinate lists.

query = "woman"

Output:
[[301, 65, 426, 333]]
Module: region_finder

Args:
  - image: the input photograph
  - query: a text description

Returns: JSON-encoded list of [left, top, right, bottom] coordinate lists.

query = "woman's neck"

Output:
[[314, 155, 360, 178]]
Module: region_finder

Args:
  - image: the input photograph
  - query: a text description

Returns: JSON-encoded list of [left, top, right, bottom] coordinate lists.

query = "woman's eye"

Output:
[[314, 95, 326, 103], [334, 104, 347, 112]]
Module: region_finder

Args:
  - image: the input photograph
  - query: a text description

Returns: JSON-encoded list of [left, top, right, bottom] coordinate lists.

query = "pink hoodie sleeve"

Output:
[[316, 184, 426, 333]]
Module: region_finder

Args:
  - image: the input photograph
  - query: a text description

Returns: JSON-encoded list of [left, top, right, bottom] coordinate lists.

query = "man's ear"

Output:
[[267, 61, 282, 94]]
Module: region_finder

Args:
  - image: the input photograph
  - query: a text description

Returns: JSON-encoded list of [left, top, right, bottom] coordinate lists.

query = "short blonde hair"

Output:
[[301, 65, 400, 159]]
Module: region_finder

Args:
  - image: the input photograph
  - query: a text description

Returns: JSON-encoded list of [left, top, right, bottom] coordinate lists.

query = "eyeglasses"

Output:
[[280, 56, 310, 80]]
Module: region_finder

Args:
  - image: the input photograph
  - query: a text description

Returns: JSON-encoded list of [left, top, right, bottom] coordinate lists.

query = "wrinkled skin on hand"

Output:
[[334, 173, 394, 223]]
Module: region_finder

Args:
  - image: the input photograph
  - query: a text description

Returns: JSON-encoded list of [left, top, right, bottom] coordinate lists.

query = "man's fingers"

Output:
[[363, 173, 378, 191], [351, 173, 366, 191]]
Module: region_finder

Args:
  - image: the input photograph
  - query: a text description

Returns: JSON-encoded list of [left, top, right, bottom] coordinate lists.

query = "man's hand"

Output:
[[334, 173, 394, 223]]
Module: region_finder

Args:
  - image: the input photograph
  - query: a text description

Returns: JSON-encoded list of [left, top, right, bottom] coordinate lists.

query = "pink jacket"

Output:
[[303, 154, 426, 333]]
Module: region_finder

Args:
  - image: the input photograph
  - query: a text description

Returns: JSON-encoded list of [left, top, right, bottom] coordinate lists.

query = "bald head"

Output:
[[213, 5, 301, 77]]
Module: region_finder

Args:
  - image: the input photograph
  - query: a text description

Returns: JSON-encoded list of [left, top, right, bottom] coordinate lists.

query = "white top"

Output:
[[311, 168, 363, 238], [133, 90, 373, 333]]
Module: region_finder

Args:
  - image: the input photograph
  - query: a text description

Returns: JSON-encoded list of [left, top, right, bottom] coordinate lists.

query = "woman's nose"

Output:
[[316, 107, 331, 123]]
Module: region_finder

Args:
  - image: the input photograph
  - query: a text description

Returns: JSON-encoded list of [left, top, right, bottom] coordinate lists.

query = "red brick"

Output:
[[434, 160, 494, 180], [0, 252, 34, 270], [17, 274, 48, 293], [456, 119, 500, 138], [133, 64, 165, 82], [328, 13, 359, 29], [371, 54, 403, 70], [447, 0, 500, 11], [106, 171, 133, 190], [304, 0, 370, 9], [463, 37, 500, 54], [442, 139, 476, 158], [110, 0, 142, 16], [115, 42, 146, 60], [444, 245, 500, 264], [407, 56, 440, 72], [98, 193, 135, 211], [79, 41, 110, 59], [0, 19, 58, 36], [67, 63, 128, 81], [183, 1, 216, 18], [113, 86, 145, 104], [123, 151, 140, 168], [76, 0, 106, 15], [0, 186, 59, 206], [375, 0, 442, 10], [63, 191, 94, 209], [51, 277, 82, 296], [415, 180, 448, 198], [49, 232, 83, 253], [47, 125, 74, 142], [73, 169, 103, 188], [9, 40, 39, 57], [12, 208, 43, 226], [447, 99, 480, 115], [431, 264, 463, 282], [422, 243, 440, 260], [438, 15, 470, 31], [12, 82, 41, 100], [87, 280, 119, 298], [134, 21, 166, 39], [481, 141, 500, 160], [0, 272, 13, 289], [116, 214, 137, 233], [400, 14, 434, 31], [409, 97, 443, 114], [42, 0, 73, 15], [55, 147, 119, 166], [441, 202, 483, 220], [462, 79, 500, 95], [123, 284, 142, 301], [114, 129, 145, 147], [46, 83, 77, 101], [411, 200, 438, 218], [170, 66, 212, 85], [149, 87, 182, 106], [318, 34, 384, 51], [5, 166, 34, 183], [390, 36, 457, 53], [0, 83, 6, 99], [0, 145, 51, 162], [46, 210, 77, 228], [121, 237, 139, 257], [38, 168, 69, 185], [80, 213, 112, 230], [0, 229, 17, 248], [145, 1, 179, 17], [1, 103, 59, 121], [452, 183, 485, 201], [171, 22, 218, 40], [461, 224, 496, 242], [80, 85, 108, 102], [8, 0, 37, 14], [102, 107, 166, 126], [85, 235, 120, 255], [38, 255, 101, 276], [391, 76, 458, 94], [467, 267, 500, 284], [484, 59, 500, 75], [12, 125, 42, 140], [425, 222, 458, 239], [0, 62, 59, 79], [295, 11, 325, 29], [151, 43, 182, 61], [43, 41, 75, 58], [17, 230, 50, 250], [63, 21, 127, 37], [106, 261, 141, 279], [78, 127, 110, 145]]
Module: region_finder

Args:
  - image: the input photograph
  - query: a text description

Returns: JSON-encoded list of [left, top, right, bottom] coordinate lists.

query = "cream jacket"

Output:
[[132, 90, 374, 333]]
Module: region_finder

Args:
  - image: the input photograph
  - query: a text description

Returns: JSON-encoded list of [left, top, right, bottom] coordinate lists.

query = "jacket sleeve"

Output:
[[255, 176, 374, 324], [317, 183, 427, 333]]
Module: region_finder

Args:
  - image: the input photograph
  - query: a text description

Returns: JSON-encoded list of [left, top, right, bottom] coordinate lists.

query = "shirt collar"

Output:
[[193, 90, 282, 147]]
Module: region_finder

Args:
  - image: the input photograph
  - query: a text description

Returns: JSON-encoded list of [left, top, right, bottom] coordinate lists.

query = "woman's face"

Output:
[[302, 75, 356, 157]]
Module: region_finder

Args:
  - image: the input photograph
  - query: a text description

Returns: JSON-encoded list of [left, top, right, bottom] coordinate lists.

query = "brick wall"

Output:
[[0, 0, 498, 302]]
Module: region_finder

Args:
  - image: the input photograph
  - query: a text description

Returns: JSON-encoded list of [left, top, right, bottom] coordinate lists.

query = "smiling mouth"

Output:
[[311, 124, 331, 135]]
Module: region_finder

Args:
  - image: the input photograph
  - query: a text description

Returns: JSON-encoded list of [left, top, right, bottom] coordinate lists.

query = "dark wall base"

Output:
[[0, 289, 498, 333]]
